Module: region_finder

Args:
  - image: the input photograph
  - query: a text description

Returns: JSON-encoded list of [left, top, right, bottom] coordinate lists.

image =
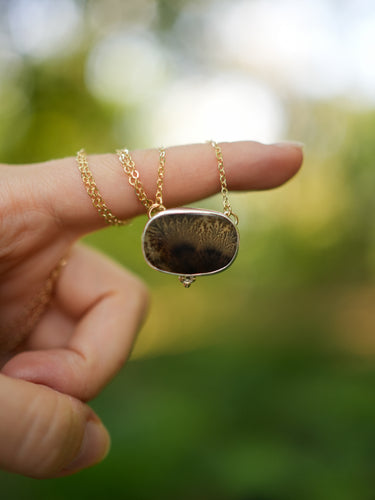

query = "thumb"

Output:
[[0, 373, 110, 478]]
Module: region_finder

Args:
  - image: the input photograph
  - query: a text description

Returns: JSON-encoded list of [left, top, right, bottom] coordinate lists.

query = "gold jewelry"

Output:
[[23, 255, 68, 333], [116, 147, 166, 219], [76, 149, 129, 226], [7, 254, 68, 341], [117, 142, 239, 288], [210, 140, 239, 224]]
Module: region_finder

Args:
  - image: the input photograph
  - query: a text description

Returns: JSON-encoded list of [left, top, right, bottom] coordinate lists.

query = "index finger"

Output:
[[27, 141, 303, 233]]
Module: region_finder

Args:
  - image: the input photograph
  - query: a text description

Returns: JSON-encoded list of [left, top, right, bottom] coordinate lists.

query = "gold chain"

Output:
[[117, 142, 237, 223], [209, 141, 238, 224], [76, 149, 129, 226], [155, 147, 166, 208], [115, 149, 153, 210], [78, 143, 236, 224], [116, 147, 166, 219], [7, 254, 68, 340], [22, 255, 68, 334]]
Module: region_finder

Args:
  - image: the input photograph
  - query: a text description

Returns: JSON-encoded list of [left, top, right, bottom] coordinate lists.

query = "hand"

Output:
[[0, 141, 303, 477]]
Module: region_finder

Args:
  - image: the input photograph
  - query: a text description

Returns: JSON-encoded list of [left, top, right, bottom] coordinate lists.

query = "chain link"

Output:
[[115, 149, 154, 210], [76, 149, 129, 226], [78, 143, 236, 225], [209, 141, 239, 224], [22, 254, 68, 334], [116, 147, 166, 218], [155, 147, 166, 207], [7, 254, 68, 339], [117, 143, 238, 223]]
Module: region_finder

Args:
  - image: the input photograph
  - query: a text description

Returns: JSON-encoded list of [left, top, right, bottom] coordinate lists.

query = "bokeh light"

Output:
[[86, 29, 167, 107], [1, 0, 375, 499], [146, 73, 285, 145], [7, 0, 81, 59]]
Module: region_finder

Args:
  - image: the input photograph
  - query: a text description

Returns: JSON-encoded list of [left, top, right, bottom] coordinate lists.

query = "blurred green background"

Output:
[[1, 0, 375, 498]]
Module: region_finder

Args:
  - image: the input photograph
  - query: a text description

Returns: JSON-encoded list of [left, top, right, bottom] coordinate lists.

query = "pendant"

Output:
[[142, 208, 239, 287]]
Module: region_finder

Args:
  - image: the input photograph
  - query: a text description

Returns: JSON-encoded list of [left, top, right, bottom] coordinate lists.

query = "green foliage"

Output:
[[2, 340, 375, 500], [1, 1, 375, 498]]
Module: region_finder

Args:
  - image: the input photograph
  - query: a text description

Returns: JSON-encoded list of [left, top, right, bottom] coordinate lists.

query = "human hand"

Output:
[[0, 141, 303, 478]]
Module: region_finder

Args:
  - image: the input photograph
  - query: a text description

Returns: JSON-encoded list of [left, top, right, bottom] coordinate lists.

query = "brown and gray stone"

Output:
[[142, 209, 239, 276]]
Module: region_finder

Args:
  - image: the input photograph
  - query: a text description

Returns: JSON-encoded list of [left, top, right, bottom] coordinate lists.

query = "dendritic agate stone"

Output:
[[142, 208, 239, 276]]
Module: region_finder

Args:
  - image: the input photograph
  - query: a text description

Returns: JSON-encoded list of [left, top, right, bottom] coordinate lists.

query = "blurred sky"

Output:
[[0, 0, 374, 147]]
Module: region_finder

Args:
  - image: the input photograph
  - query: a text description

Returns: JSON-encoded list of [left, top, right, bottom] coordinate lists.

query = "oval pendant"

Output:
[[142, 208, 239, 282]]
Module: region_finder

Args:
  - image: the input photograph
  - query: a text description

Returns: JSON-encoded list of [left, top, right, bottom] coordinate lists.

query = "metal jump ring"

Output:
[[148, 203, 166, 219]]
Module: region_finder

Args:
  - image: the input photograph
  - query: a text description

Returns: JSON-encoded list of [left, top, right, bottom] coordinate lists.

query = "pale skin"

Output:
[[0, 141, 303, 478]]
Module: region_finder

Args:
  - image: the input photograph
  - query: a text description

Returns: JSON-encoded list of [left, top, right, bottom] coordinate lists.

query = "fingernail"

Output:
[[63, 419, 111, 473], [273, 140, 305, 150]]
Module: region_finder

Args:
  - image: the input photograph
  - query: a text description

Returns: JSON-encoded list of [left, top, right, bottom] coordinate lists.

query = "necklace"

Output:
[[77, 143, 239, 288], [116, 142, 239, 288]]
